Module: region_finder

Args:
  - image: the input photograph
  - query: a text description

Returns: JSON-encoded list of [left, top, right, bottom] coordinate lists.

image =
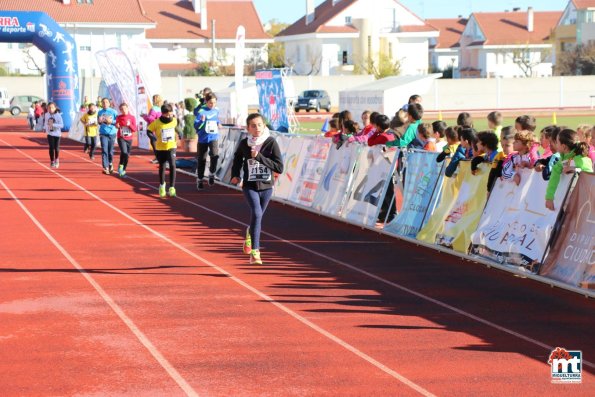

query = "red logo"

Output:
[[0, 17, 19, 27]]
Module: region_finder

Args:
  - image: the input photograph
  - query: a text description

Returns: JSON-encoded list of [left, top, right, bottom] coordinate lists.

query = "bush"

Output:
[[183, 97, 198, 139]]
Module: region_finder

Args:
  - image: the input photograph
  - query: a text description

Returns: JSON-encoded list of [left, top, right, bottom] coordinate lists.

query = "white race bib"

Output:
[[161, 127, 175, 143], [206, 120, 218, 135], [88, 118, 97, 126], [247, 159, 272, 182], [121, 126, 132, 138]]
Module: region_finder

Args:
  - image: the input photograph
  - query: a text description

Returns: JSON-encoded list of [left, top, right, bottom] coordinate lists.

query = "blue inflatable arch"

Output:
[[0, 12, 79, 131]]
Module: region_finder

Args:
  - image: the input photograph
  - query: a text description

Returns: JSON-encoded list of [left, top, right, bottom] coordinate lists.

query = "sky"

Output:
[[252, 0, 568, 25]]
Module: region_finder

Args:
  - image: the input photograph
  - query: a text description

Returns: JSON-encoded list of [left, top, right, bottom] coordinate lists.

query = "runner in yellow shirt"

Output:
[[147, 103, 178, 198], [80, 103, 99, 160]]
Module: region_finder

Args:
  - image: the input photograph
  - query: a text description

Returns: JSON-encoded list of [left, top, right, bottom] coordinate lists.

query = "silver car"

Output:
[[9, 95, 44, 116]]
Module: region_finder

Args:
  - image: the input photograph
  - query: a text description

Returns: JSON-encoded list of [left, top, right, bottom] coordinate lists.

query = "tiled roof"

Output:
[[572, 0, 595, 9], [399, 24, 439, 33], [143, 0, 270, 40], [0, 0, 153, 24], [426, 18, 467, 49], [472, 11, 562, 45], [159, 63, 198, 70]]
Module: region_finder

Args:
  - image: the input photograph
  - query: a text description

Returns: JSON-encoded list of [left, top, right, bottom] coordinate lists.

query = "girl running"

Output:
[[147, 103, 178, 198], [195, 92, 221, 190], [80, 102, 98, 160], [44, 102, 64, 168], [231, 113, 283, 265], [116, 102, 137, 177]]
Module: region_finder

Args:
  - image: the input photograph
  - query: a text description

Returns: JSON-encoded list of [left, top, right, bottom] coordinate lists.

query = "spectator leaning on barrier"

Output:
[[471, 131, 500, 191], [457, 112, 473, 129], [545, 128, 593, 211], [445, 128, 476, 177], [436, 126, 460, 164], [432, 120, 447, 152], [583, 127, 595, 165], [386, 103, 423, 148], [367, 114, 395, 146], [510, 130, 538, 186], [367, 114, 396, 224], [534, 126, 561, 181], [353, 111, 379, 143]]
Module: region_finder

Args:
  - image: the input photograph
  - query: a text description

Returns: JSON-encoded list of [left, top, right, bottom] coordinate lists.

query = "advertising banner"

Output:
[[311, 143, 360, 217], [384, 151, 445, 238], [539, 172, 593, 288], [288, 136, 332, 207], [471, 168, 574, 272], [342, 146, 397, 227], [273, 134, 305, 200], [338, 90, 384, 124], [214, 127, 244, 182], [255, 69, 289, 132]]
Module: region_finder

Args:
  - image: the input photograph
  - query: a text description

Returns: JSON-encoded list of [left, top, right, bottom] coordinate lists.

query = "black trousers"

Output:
[[156, 149, 176, 186], [47, 135, 60, 162], [196, 141, 219, 179]]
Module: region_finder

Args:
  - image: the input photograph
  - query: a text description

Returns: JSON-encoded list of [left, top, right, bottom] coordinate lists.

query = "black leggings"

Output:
[[118, 138, 132, 169], [196, 141, 219, 179], [156, 149, 176, 186], [84, 136, 96, 157], [47, 135, 60, 162]]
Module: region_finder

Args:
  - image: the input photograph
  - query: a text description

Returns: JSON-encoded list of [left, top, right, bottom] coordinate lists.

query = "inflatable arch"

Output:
[[0, 11, 79, 131]]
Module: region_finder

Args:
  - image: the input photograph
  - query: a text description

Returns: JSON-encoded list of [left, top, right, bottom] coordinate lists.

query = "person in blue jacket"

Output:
[[194, 92, 222, 190], [98, 98, 118, 174]]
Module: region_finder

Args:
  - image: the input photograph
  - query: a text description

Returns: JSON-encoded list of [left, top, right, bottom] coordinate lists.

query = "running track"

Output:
[[0, 118, 593, 396]]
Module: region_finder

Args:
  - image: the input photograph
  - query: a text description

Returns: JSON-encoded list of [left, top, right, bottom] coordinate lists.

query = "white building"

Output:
[[553, 0, 595, 69], [458, 8, 561, 78], [276, 0, 438, 77], [427, 18, 467, 75]]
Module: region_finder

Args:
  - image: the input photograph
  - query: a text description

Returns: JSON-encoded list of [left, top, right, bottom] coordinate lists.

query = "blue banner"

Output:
[[0, 12, 79, 130], [384, 151, 444, 238], [255, 69, 289, 132]]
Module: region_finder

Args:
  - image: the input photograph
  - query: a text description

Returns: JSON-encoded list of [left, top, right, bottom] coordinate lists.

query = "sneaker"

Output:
[[168, 187, 176, 197], [197, 180, 205, 190], [250, 249, 262, 265], [103, 168, 110, 175], [109, 164, 114, 174], [243, 228, 252, 255], [118, 165, 124, 177], [150, 158, 159, 164], [208, 175, 215, 186], [50, 161, 55, 168], [159, 184, 166, 198], [54, 159, 59, 168], [90, 154, 94, 160]]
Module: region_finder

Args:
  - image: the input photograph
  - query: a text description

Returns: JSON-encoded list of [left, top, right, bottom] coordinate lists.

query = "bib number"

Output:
[[121, 126, 132, 138], [88, 118, 97, 126], [206, 120, 218, 135], [247, 159, 271, 182], [161, 127, 175, 143]]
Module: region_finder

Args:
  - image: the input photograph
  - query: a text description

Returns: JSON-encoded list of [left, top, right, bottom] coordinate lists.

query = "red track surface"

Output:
[[0, 118, 593, 396]]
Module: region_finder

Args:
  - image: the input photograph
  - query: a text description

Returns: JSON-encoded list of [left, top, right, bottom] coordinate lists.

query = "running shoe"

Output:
[[208, 175, 215, 186], [197, 179, 205, 190], [50, 161, 55, 168], [109, 163, 114, 173], [159, 184, 166, 198], [250, 249, 262, 265], [150, 158, 159, 164], [168, 187, 176, 197], [243, 228, 252, 254], [90, 154, 94, 160], [118, 165, 124, 177], [103, 168, 110, 174], [54, 159, 59, 168]]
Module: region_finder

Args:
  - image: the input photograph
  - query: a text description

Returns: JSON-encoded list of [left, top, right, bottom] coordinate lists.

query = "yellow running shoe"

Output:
[[243, 228, 252, 254], [159, 184, 166, 198], [168, 187, 176, 197], [250, 249, 262, 265]]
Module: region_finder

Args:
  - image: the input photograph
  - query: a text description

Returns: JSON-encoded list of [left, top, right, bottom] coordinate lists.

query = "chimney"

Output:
[[306, 0, 315, 25], [192, 0, 208, 30], [63, 0, 71, 4], [527, 7, 534, 32]]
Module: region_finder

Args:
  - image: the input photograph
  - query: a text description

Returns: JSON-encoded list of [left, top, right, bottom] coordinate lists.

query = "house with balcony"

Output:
[[427, 18, 467, 76], [458, 8, 561, 78], [553, 0, 595, 69], [275, 0, 438, 76]]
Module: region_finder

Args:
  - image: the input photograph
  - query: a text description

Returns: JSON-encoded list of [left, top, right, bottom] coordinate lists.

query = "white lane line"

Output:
[[67, 147, 595, 370], [0, 180, 199, 397], [4, 143, 437, 396]]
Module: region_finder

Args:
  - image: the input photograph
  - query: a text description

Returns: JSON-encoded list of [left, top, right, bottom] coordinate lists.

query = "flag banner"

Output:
[[384, 151, 445, 238], [255, 70, 289, 132], [539, 172, 593, 288], [273, 134, 305, 200], [311, 143, 361, 217], [416, 163, 464, 245], [214, 127, 245, 182], [67, 110, 86, 143], [342, 146, 398, 227], [471, 168, 574, 272], [288, 136, 332, 207], [436, 162, 490, 253]]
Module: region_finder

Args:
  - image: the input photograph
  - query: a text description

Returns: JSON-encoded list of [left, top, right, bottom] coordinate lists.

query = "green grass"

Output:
[[294, 115, 595, 136]]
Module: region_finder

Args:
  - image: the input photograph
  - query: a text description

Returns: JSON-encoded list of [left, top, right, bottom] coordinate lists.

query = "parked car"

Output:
[[294, 90, 331, 112], [9, 95, 44, 116], [0, 87, 9, 115]]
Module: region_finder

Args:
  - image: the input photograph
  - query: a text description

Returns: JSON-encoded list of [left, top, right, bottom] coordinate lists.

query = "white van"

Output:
[[0, 88, 9, 115]]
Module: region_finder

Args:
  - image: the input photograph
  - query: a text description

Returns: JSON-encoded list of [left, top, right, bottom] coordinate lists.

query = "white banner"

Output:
[[273, 134, 305, 200], [338, 90, 384, 123], [470, 168, 574, 271], [215, 127, 244, 182], [288, 136, 332, 207], [342, 146, 397, 226], [67, 110, 86, 143], [234, 25, 247, 126], [311, 143, 360, 217]]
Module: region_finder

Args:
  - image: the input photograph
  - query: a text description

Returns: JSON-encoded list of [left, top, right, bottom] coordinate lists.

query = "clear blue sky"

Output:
[[253, 0, 568, 24]]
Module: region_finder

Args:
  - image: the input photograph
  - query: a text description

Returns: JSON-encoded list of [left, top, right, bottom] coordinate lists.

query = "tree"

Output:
[[509, 47, 550, 77], [22, 44, 45, 76], [353, 52, 401, 79], [555, 43, 595, 76], [265, 19, 288, 68]]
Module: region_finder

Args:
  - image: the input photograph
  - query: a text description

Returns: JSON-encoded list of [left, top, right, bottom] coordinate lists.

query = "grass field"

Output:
[[296, 114, 595, 136]]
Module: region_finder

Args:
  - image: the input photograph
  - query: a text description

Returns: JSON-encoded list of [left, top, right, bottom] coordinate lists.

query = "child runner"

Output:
[[231, 113, 284, 265], [195, 92, 221, 190], [545, 128, 593, 211], [142, 94, 164, 164], [44, 102, 64, 168], [116, 103, 137, 177], [147, 104, 178, 198], [98, 98, 118, 174], [80, 103, 98, 160]]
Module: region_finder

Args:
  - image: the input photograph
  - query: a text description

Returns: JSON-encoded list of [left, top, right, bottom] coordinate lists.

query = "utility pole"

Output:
[[211, 19, 216, 67]]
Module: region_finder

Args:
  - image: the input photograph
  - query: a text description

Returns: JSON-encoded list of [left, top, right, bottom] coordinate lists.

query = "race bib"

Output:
[[88, 118, 97, 126], [247, 159, 272, 182], [206, 120, 218, 134], [161, 127, 175, 143], [121, 126, 132, 138]]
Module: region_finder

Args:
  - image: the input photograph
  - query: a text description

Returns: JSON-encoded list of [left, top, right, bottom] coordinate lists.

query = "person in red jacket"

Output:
[[116, 102, 137, 177], [367, 114, 396, 225], [367, 114, 395, 146]]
